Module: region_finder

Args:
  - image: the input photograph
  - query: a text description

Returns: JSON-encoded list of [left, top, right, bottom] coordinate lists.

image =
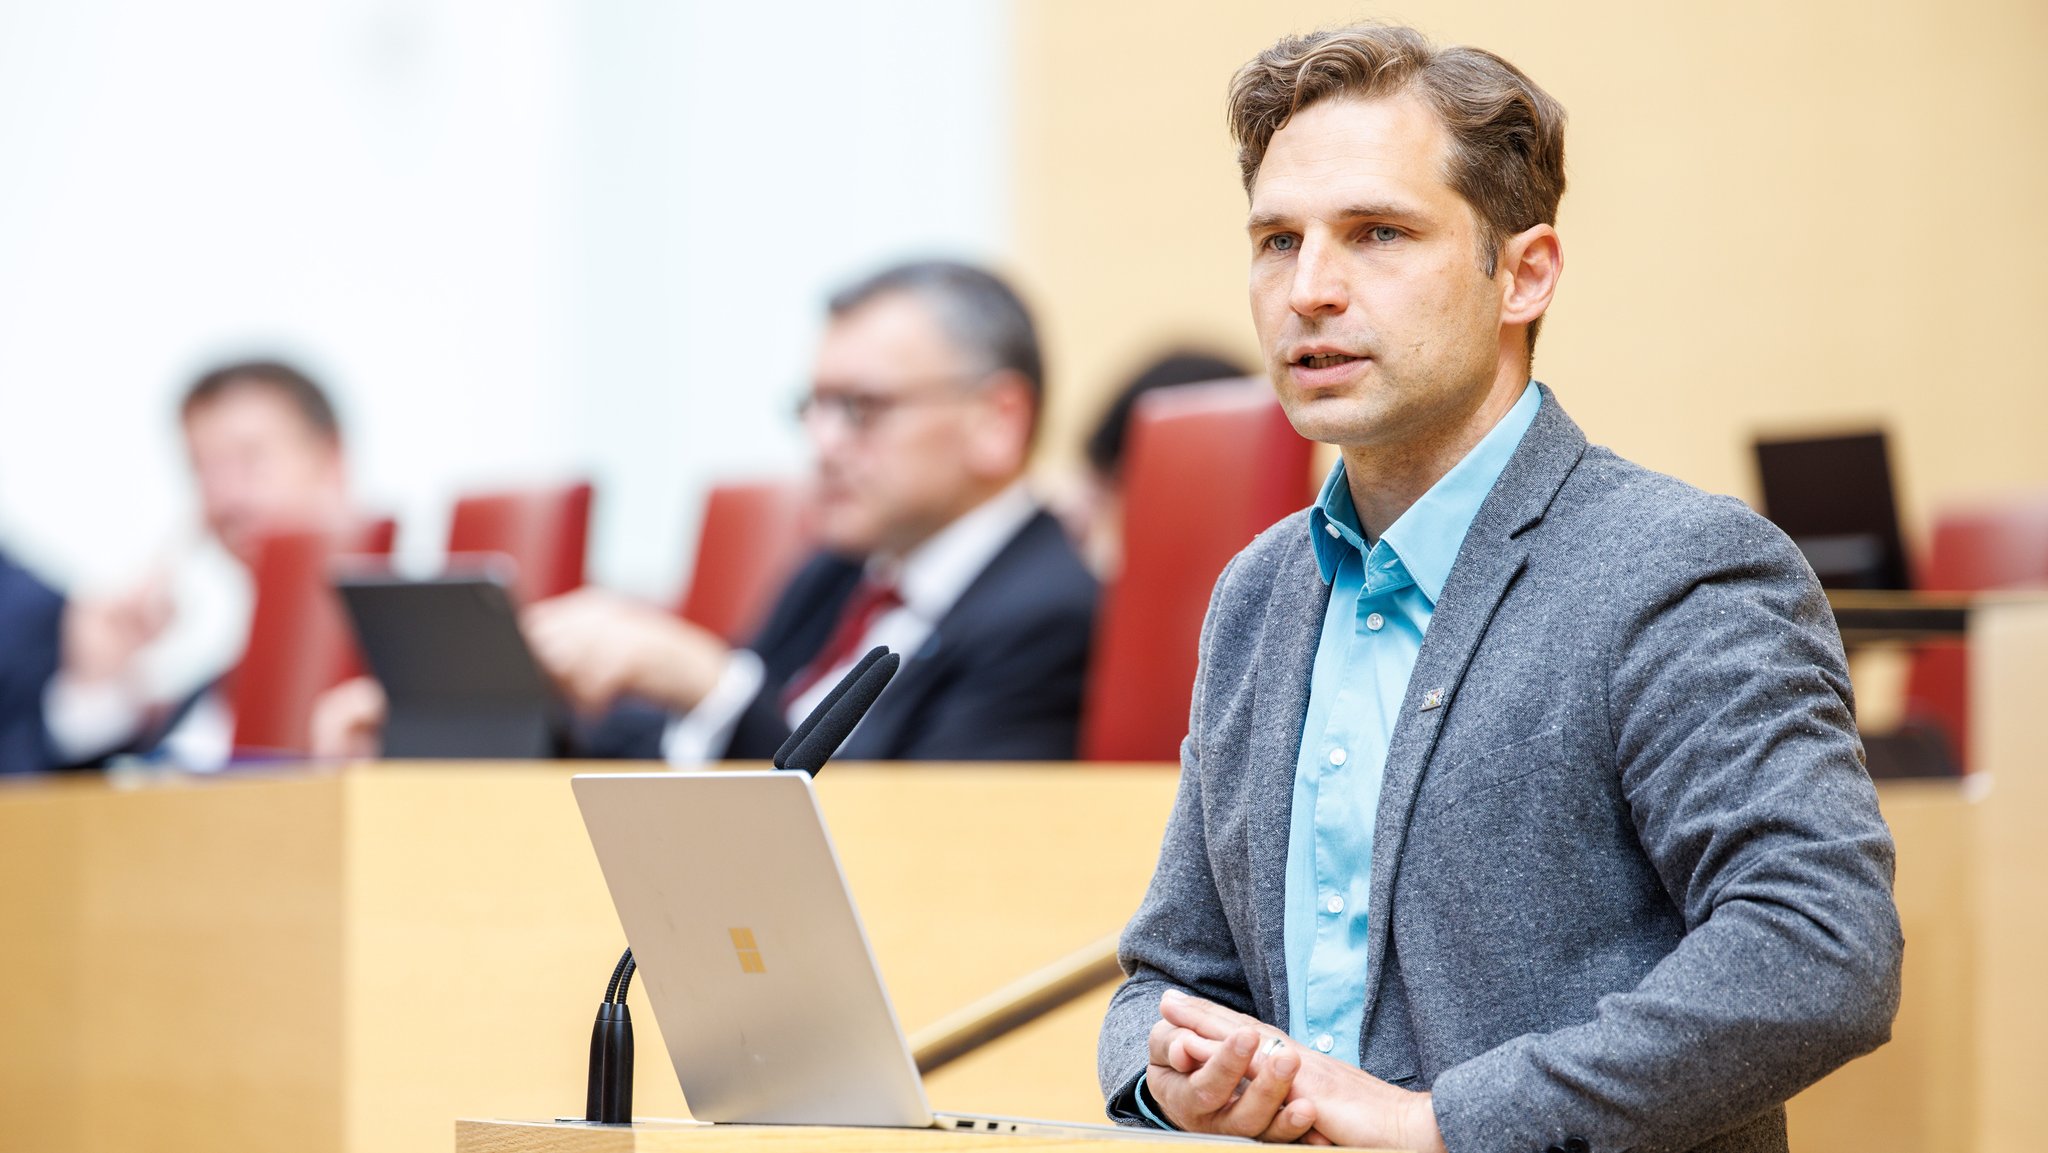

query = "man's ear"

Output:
[[968, 371, 1036, 478], [1499, 223, 1562, 330]]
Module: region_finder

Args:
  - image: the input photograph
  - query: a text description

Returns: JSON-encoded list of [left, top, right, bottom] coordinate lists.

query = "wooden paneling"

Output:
[[1787, 781, 1976, 1153], [1012, 0, 2048, 545], [1970, 600, 2048, 1153], [0, 771, 344, 1153]]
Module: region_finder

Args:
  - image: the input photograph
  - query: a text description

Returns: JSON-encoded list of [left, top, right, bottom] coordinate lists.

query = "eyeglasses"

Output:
[[793, 374, 988, 435]]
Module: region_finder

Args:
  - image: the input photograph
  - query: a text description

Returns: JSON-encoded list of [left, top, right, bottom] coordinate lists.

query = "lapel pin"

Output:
[[1420, 687, 1446, 711]]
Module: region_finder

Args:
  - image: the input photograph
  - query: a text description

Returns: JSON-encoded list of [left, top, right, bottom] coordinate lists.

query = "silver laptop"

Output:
[[572, 770, 1238, 1141]]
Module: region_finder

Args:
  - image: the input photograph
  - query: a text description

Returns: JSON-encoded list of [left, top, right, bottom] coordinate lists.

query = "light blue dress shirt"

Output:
[[1282, 382, 1540, 1065], [1129, 383, 1540, 1130]]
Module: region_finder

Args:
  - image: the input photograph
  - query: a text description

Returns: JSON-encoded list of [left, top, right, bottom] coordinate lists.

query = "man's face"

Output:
[[805, 292, 1002, 557], [1247, 93, 1510, 453], [182, 383, 347, 566]]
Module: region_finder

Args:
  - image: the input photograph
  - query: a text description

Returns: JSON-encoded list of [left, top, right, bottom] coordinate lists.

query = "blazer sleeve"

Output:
[[1096, 553, 1261, 1124], [1429, 500, 1903, 1153], [0, 554, 66, 774], [885, 589, 1095, 762]]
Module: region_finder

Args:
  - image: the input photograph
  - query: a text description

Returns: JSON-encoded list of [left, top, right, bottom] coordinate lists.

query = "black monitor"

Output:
[[1752, 430, 1910, 590]]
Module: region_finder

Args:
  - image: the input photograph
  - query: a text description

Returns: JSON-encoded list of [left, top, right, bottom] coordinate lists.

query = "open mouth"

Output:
[[1296, 352, 1364, 370]]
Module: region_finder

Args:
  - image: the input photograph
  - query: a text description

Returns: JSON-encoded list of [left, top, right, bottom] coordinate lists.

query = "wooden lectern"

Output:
[[451, 1118, 1391, 1152]]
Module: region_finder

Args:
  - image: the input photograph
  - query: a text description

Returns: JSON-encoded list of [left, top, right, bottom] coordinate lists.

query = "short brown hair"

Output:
[[180, 359, 341, 442], [1228, 25, 1567, 342]]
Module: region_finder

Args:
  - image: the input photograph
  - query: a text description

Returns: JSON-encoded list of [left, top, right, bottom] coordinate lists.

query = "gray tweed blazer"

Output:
[[1098, 387, 1901, 1153]]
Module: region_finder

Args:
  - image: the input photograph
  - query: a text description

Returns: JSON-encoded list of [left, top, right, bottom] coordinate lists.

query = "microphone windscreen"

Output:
[[786, 651, 901, 775], [773, 645, 889, 769]]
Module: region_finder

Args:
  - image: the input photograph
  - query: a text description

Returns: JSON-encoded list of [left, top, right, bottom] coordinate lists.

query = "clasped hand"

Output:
[[1145, 990, 1445, 1151]]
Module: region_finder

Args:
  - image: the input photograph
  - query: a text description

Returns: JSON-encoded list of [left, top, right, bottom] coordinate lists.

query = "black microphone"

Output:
[[583, 948, 637, 1124], [772, 645, 889, 769], [782, 650, 900, 775]]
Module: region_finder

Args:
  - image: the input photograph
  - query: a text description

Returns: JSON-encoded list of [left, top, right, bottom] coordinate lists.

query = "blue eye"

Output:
[[1370, 225, 1401, 243], [1266, 234, 1297, 252]]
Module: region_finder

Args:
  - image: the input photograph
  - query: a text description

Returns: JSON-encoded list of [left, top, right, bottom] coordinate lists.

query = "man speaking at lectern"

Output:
[[1098, 25, 1901, 1153]]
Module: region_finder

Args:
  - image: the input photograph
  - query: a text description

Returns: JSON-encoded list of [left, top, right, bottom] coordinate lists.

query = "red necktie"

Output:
[[780, 578, 903, 707]]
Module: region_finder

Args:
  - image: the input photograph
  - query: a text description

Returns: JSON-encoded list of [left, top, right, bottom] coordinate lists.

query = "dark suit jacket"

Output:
[[1099, 388, 1900, 1152], [588, 509, 1098, 762], [0, 550, 65, 774]]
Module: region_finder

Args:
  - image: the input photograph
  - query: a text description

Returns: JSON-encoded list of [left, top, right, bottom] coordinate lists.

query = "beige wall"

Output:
[[1014, 0, 2048, 547]]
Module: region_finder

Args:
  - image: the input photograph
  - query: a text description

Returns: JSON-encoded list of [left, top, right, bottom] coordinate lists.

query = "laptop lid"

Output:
[[572, 770, 933, 1127]]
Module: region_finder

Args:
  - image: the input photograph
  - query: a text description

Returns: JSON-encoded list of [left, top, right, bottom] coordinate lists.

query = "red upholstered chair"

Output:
[[677, 479, 816, 644], [1082, 380, 1313, 761], [229, 517, 398, 756], [446, 480, 594, 606], [1903, 490, 2048, 771]]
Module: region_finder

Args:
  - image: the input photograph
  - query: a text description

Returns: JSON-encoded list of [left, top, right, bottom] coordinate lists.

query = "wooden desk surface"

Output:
[[453, 1118, 1364, 1153]]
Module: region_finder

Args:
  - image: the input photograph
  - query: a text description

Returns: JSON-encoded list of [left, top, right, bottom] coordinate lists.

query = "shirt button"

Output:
[[1324, 522, 1341, 539], [1314, 1034, 1334, 1053], [1324, 895, 1344, 914], [1328, 747, 1347, 766], [1365, 612, 1385, 632]]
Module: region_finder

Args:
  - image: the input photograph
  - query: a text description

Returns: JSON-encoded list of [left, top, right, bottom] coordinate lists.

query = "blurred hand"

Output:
[[1152, 991, 1445, 1151], [310, 676, 387, 760], [61, 573, 173, 684], [521, 588, 731, 714]]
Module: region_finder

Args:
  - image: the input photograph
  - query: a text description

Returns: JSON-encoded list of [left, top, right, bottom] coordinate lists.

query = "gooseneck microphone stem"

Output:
[[585, 947, 636, 1124], [605, 947, 636, 1004]]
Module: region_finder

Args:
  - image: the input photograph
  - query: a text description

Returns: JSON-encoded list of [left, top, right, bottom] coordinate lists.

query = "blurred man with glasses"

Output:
[[316, 260, 1098, 763]]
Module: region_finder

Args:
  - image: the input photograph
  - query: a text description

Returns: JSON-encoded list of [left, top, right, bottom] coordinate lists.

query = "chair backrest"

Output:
[[230, 516, 398, 756], [446, 480, 594, 606], [1081, 380, 1313, 762], [1903, 491, 2048, 771], [677, 479, 816, 644]]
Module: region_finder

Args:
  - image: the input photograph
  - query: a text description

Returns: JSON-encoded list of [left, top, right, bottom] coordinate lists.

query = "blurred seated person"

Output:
[[40, 359, 355, 769], [314, 260, 1098, 763], [0, 547, 170, 773], [1052, 349, 1248, 574]]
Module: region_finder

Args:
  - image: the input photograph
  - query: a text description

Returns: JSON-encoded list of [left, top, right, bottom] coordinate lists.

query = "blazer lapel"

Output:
[[837, 511, 1063, 759], [838, 630, 944, 758], [1357, 386, 1588, 1031], [1245, 534, 1331, 1022]]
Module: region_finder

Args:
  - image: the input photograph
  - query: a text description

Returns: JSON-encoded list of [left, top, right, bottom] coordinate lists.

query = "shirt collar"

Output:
[[1307, 381, 1542, 603], [869, 480, 1038, 622]]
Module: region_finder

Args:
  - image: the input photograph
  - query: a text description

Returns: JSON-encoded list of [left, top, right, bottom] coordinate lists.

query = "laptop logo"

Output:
[[729, 927, 766, 974]]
